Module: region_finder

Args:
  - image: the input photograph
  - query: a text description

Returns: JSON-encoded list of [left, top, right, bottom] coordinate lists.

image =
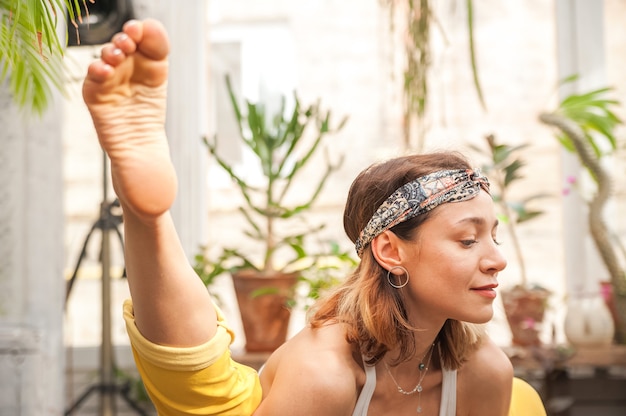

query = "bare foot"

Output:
[[83, 19, 176, 218]]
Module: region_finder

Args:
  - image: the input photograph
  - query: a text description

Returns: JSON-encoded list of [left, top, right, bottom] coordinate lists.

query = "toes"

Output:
[[112, 32, 136, 55], [125, 19, 169, 61], [100, 44, 126, 66], [83, 18, 170, 98], [85, 61, 113, 84], [139, 19, 169, 60], [109, 18, 169, 62], [121, 19, 143, 44]]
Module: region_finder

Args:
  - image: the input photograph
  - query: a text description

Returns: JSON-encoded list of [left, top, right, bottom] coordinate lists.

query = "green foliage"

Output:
[[194, 238, 357, 311], [552, 79, 622, 182], [294, 240, 358, 310], [0, 0, 87, 114], [540, 81, 626, 342], [381, 0, 432, 151], [540, 81, 625, 287], [471, 134, 548, 225], [200, 75, 349, 283], [192, 249, 236, 306]]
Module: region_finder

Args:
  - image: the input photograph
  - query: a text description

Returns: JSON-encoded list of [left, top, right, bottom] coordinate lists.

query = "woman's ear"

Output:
[[371, 230, 403, 270]]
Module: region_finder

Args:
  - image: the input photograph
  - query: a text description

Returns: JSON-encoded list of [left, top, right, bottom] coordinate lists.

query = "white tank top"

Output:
[[352, 361, 457, 416]]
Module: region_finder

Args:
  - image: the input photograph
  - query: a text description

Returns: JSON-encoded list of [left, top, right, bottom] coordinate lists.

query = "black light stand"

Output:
[[65, 152, 149, 416]]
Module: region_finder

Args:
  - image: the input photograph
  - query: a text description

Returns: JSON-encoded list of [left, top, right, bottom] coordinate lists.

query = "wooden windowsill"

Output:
[[504, 344, 626, 371]]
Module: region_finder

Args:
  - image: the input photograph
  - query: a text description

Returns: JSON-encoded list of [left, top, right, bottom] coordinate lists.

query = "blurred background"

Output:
[[1, 0, 625, 414]]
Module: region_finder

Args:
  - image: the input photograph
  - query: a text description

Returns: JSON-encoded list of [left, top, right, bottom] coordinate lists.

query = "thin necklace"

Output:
[[384, 342, 436, 413]]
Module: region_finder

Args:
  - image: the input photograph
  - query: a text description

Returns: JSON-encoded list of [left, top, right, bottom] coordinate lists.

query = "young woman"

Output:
[[83, 18, 514, 415]]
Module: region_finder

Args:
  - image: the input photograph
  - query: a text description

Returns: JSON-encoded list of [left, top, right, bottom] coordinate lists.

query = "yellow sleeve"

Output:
[[508, 377, 547, 416], [123, 300, 262, 416]]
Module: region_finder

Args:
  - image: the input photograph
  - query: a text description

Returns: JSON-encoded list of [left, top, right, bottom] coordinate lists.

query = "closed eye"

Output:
[[461, 239, 478, 247]]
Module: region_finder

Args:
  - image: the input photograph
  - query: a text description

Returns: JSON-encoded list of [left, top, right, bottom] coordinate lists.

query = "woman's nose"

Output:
[[483, 242, 507, 275]]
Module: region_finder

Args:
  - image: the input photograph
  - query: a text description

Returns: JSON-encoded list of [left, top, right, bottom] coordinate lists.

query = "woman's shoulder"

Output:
[[457, 338, 513, 415], [464, 337, 513, 380], [256, 323, 364, 415], [266, 322, 362, 379]]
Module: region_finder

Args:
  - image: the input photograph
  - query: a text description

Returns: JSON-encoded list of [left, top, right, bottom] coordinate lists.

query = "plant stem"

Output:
[[499, 182, 527, 287], [265, 214, 275, 273]]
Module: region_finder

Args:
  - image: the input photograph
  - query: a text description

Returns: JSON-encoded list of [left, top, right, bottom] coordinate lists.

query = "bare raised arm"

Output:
[[82, 19, 216, 346]]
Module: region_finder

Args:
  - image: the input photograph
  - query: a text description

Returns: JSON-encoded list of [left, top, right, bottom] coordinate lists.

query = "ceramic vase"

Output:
[[564, 292, 615, 347]]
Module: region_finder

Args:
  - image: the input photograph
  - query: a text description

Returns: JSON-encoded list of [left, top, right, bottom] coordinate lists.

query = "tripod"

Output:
[[65, 152, 149, 416]]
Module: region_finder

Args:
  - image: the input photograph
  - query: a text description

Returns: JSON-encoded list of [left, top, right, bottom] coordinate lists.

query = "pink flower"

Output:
[[562, 175, 577, 196]]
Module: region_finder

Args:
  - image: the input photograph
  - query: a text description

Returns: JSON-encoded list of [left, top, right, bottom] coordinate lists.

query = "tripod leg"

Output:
[[66, 221, 100, 306], [113, 223, 127, 278], [64, 384, 100, 416], [65, 381, 153, 416], [113, 226, 125, 256], [101, 225, 116, 416], [118, 381, 152, 416]]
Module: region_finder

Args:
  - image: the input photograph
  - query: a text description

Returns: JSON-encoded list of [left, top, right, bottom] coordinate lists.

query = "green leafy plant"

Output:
[[291, 241, 358, 310], [0, 0, 91, 114], [539, 80, 626, 343], [197, 77, 353, 352], [195, 238, 357, 311], [193, 249, 230, 306], [200, 75, 349, 279], [545, 82, 621, 161]]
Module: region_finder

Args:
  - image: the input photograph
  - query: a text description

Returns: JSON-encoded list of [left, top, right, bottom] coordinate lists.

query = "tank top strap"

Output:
[[352, 358, 458, 416], [438, 367, 457, 416], [352, 358, 376, 416]]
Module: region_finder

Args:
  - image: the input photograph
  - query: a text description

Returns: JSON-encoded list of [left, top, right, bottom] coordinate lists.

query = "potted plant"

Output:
[[198, 76, 348, 352], [539, 83, 626, 344], [291, 241, 358, 312], [470, 134, 551, 346]]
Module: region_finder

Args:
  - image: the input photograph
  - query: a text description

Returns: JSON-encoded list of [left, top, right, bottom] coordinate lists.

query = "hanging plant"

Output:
[[380, 0, 486, 152]]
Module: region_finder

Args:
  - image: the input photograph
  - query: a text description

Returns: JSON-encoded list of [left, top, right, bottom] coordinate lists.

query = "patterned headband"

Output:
[[354, 168, 489, 257]]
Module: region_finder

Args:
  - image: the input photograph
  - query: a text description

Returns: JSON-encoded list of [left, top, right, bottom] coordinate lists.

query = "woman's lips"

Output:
[[471, 284, 498, 299]]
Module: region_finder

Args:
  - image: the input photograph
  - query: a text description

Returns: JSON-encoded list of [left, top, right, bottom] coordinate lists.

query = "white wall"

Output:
[[0, 71, 65, 415]]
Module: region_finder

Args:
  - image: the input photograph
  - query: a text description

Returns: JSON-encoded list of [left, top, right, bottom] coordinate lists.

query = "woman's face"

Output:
[[399, 190, 507, 326]]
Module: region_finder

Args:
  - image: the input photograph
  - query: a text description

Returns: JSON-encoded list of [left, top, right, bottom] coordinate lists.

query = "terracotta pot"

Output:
[[231, 270, 298, 352], [501, 286, 551, 346]]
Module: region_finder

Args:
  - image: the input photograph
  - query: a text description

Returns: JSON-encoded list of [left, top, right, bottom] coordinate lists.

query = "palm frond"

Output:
[[0, 0, 84, 115]]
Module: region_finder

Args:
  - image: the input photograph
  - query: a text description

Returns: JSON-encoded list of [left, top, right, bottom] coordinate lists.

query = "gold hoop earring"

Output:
[[387, 266, 409, 289]]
